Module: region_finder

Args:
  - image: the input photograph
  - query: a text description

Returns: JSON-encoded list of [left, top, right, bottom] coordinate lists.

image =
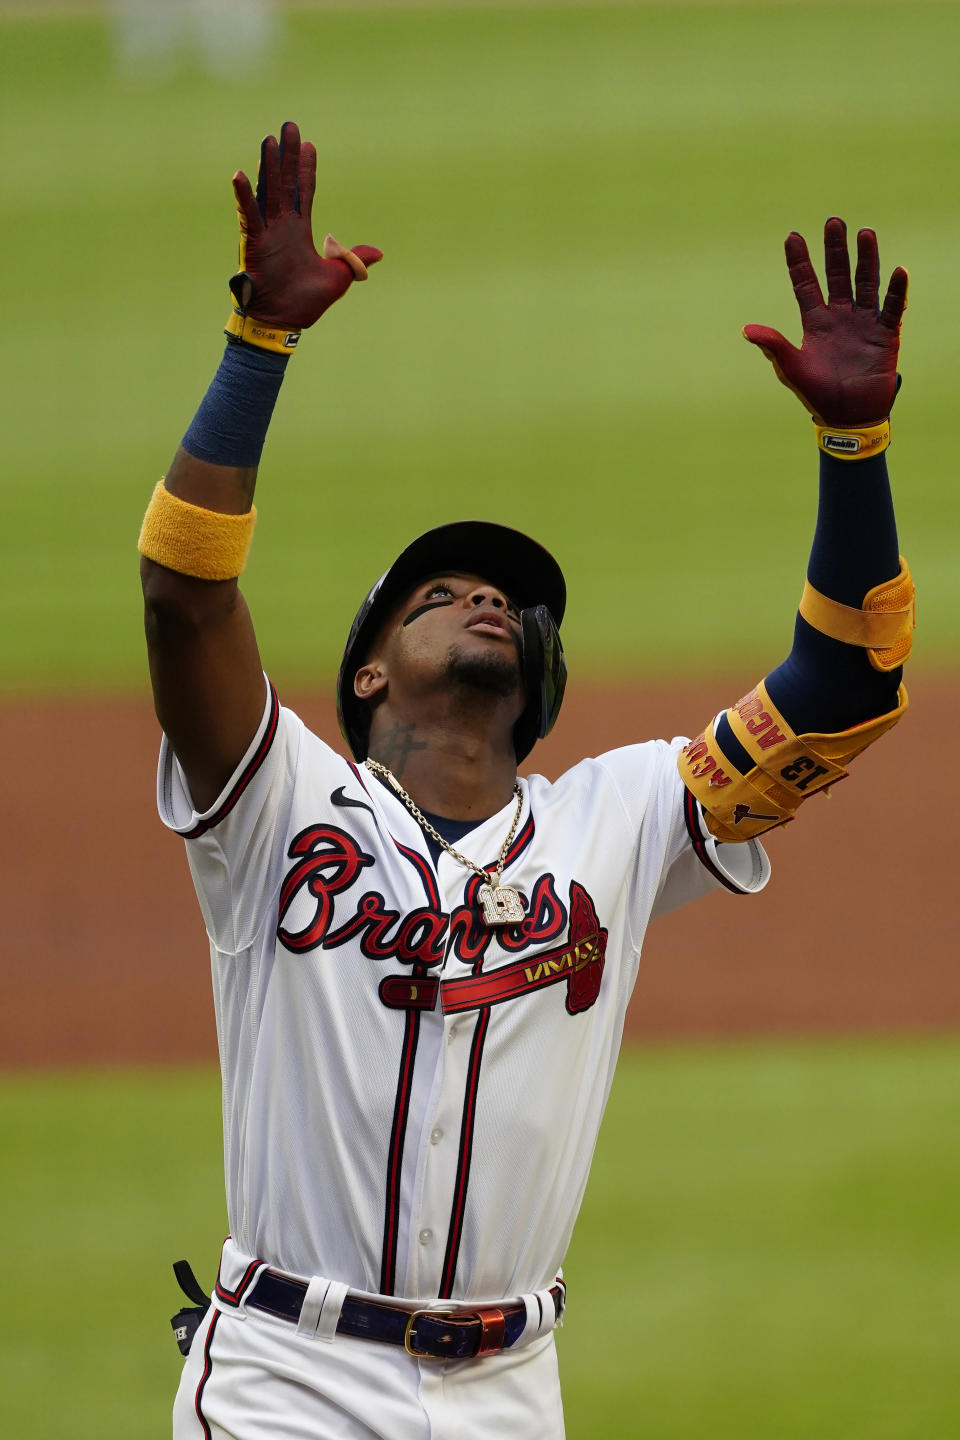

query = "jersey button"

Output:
[[419, 1229, 432, 1245], [430, 1128, 443, 1145]]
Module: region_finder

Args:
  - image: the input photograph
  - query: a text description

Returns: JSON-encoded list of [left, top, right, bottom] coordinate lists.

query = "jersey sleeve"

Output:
[[594, 736, 771, 950], [156, 676, 304, 953]]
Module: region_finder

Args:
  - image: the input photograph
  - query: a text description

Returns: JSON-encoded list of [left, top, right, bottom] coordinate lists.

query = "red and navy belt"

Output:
[[248, 1267, 565, 1360]]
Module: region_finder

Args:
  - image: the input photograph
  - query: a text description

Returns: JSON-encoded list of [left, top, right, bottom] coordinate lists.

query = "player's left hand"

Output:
[[229, 120, 382, 329], [743, 218, 908, 426]]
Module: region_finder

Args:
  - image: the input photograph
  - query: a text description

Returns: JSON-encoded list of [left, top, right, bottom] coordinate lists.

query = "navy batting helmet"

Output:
[[336, 521, 567, 763]]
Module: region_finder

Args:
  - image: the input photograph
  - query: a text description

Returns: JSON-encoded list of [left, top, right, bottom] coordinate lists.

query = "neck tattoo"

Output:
[[364, 760, 526, 927], [375, 721, 427, 779]]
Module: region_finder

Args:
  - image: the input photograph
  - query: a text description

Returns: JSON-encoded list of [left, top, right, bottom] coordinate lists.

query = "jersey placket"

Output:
[[370, 782, 531, 1302], [400, 851, 492, 1301], [372, 819, 447, 1298]]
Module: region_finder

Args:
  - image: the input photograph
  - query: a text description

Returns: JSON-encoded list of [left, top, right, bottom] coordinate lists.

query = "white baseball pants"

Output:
[[173, 1301, 566, 1439]]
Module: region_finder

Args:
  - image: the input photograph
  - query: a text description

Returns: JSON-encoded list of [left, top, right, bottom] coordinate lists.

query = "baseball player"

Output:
[[139, 122, 913, 1439]]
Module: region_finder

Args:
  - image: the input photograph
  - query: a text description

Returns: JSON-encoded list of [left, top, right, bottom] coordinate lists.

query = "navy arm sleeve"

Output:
[[716, 451, 903, 766]]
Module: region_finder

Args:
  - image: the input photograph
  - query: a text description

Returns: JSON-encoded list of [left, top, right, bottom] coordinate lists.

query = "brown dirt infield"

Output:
[[1, 675, 955, 1068]]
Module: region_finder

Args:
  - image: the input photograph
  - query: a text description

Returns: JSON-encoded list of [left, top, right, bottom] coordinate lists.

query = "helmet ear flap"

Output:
[[515, 605, 567, 761]]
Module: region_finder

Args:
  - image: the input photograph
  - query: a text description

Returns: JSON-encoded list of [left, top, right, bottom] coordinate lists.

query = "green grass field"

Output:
[[1, 0, 958, 691], [3, 1040, 958, 1439]]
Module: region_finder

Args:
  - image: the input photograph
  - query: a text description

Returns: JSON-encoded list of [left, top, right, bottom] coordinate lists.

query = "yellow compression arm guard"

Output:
[[677, 678, 908, 844]]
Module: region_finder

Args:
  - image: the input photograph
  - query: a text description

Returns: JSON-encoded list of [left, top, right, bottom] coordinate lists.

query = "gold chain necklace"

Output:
[[364, 759, 526, 927]]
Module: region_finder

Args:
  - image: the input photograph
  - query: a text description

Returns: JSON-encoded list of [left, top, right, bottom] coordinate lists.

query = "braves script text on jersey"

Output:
[[162, 678, 769, 1438]]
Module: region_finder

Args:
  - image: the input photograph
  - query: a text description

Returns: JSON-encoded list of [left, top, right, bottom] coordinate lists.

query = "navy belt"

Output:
[[247, 1269, 563, 1360]]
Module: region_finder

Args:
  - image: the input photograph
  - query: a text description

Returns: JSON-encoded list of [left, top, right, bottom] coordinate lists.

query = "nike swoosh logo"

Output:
[[331, 786, 375, 818]]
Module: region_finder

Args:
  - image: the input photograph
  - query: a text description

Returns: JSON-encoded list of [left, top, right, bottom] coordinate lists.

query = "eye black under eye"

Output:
[[402, 589, 456, 627]]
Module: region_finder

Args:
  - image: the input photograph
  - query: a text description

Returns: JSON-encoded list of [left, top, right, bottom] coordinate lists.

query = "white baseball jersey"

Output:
[[159, 677, 769, 1312]]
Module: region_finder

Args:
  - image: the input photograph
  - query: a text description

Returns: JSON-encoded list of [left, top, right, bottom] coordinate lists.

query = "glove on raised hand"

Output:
[[743, 218, 907, 427], [228, 120, 381, 342]]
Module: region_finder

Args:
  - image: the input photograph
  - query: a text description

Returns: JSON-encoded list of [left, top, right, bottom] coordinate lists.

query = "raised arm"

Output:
[[678, 218, 914, 844], [139, 122, 381, 812]]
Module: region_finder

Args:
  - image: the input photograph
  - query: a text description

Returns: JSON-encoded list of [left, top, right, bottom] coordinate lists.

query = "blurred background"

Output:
[[1, 2, 957, 1436]]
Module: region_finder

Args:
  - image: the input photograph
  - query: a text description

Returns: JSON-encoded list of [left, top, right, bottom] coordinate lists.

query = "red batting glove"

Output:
[[743, 218, 908, 426], [230, 120, 382, 328]]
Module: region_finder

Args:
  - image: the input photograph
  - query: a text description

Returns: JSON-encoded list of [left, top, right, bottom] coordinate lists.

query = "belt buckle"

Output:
[[404, 1304, 507, 1359], [404, 1307, 453, 1358]]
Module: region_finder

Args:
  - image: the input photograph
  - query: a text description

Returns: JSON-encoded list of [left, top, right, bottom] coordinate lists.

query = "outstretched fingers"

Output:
[[323, 233, 370, 280], [352, 245, 383, 270], [278, 120, 300, 214], [298, 141, 317, 222], [232, 170, 263, 236], [784, 230, 825, 316], [742, 323, 797, 367], [881, 265, 909, 329], [256, 134, 281, 223], [742, 324, 808, 409], [854, 228, 880, 310], [823, 216, 853, 304]]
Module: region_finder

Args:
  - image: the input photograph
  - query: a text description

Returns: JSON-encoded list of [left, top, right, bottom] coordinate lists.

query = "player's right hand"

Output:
[[743, 218, 907, 427], [230, 121, 382, 329]]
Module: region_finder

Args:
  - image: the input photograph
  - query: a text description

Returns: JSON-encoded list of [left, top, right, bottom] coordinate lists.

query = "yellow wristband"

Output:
[[224, 307, 301, 355], [138, 480, 256, 580], [815, 418, 890, 460]]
